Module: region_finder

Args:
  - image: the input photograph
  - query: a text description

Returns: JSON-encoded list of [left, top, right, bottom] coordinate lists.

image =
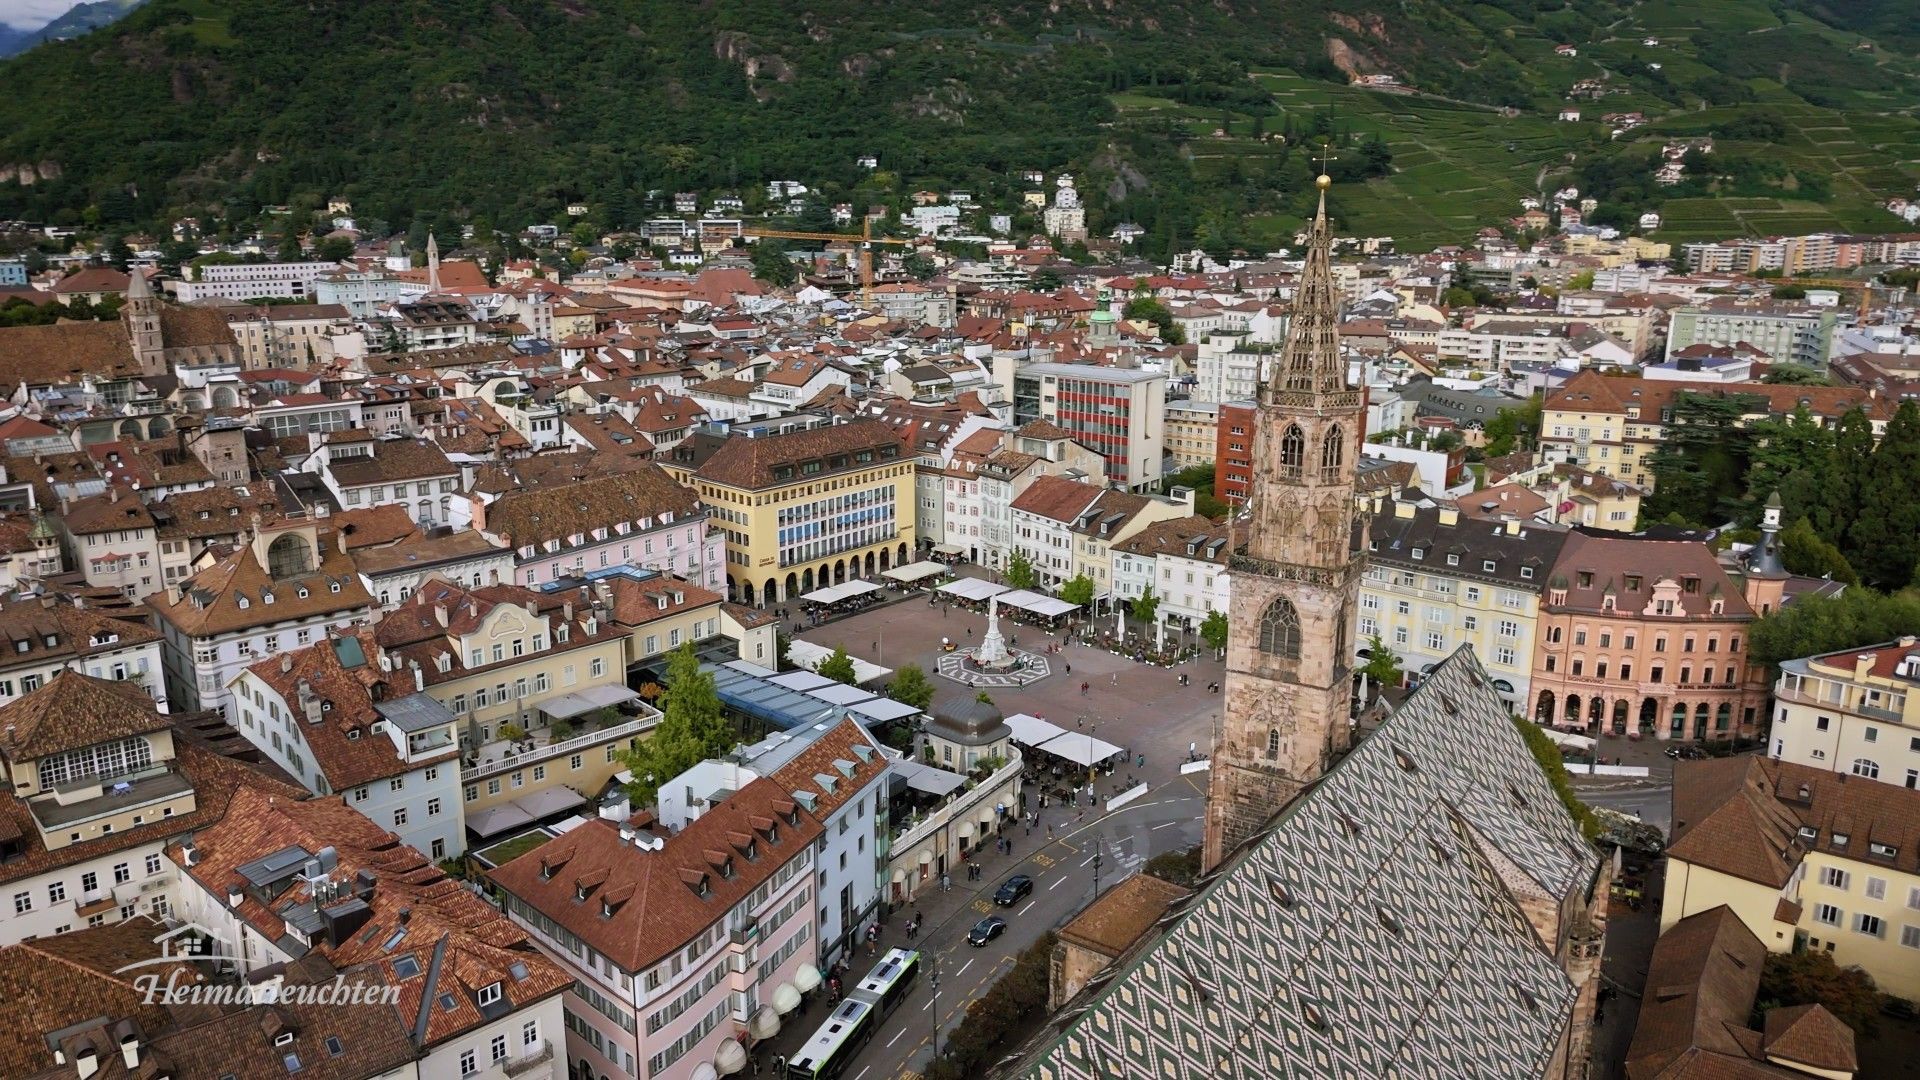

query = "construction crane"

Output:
[[1775, 277, 1908, 321], [742, 218, 911, 306]]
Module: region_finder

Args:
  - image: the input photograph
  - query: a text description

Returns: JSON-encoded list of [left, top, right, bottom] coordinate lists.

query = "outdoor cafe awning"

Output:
[[997, 589, 1078, 618], [798, 580, 884, 606], [1037, 731, 1125, 767], [937, 578, 1007, 602], [540, 684, 642, 720], [514, 786, 587, 819], [931, 543, 968, 555], [883, 561, 948, 583], [466, 803, 534, 839], [1003, 713, 1069, 747]]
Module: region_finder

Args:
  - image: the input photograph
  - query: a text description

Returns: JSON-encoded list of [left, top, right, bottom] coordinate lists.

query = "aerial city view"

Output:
[[0, 0, 1918, 1077]]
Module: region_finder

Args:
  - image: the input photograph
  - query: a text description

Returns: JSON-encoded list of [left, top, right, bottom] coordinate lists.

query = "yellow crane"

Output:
[[742, 218, 912, 306]]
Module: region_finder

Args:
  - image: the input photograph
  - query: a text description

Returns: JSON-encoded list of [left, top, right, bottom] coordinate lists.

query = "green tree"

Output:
[[902, 252, 937, 282], [1513, 717, 1600, 839], [1123, 296, 1184, 343], [1142, 844, 1202, 886], [817, 645, 859, 685], [1200, 610, 1229, 656], [1566, 269, 1596, 290], [1757, 951, 1880, 1038], [749, 241, 798, 287], [1060, 574, 1095, 608], [1747, 407, 1835, 529], [1847, 400, 1920, 588], [1358, 634, 1404, 689], [1031, 268, 1063, 291], [1003, 551, 1037, 590], [887, 663, 935, 710], [1779, 516, 1858, 584], [775, 630, 793, 671], [1748, 588, 1920, 667], [1131, 586, 1160, 627], [619, 643, 734, 806], [1483, 396, 1543, 457], [1819, 408, 1876, 546], [1760, 364, 1831, 385]]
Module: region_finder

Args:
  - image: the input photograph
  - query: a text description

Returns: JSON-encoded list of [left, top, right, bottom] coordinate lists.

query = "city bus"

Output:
[[852, 948, 921, 1019], [786, 997, 876, 1080]]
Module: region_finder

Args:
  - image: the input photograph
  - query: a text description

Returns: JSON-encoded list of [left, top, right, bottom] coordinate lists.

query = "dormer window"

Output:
[[297, 588, 309, 599], [1520, 567, 1534, 580], [330, 582, 341, 593], [1446, 553, 1459, 566], [1832, 832, 1850, 848], [13, 641, 26, 654], [263, 592, 276, 605], [476, 982, 502, 1008], [1411, 547, 1425, 560]]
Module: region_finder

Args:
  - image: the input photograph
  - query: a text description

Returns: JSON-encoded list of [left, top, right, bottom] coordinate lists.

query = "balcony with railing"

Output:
[[463, 709, 660, 784], [499, 1039, 555, 1078]]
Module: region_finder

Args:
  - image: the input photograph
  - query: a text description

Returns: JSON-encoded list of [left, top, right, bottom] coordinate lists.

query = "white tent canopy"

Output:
[[1003, 712, 1069, 747], [798, 580, 884, 605], [883, 561, 948, 583], [998, 588, 1079, 618], [938, 578, 1008, 602], [1038, 730, 1125, 767], [786, 640, 891, 684]]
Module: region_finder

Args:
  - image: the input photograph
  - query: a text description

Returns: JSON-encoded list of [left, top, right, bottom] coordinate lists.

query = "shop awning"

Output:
[[998, 589, 1079, 618], [883, 562, 948, 583], [1004, 712, 1069, 747], [846, 697, 922, 724], [786, 641, 890, 684], [931, 543, 968, 555], [766, 670, 836, 691], [539, 685, 642, 720], [1038, 731, 1125, 767], [938, 578, 1008, 602], [514, 786, 586, 819]]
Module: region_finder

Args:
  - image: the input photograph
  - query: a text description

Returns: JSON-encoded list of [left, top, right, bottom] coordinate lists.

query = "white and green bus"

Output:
[[785, 997, 876, 1080], [853, 948, 922, 1019]]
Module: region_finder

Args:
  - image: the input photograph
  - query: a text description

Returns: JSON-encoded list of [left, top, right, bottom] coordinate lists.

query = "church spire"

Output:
[[426, 232, 442, 293], [1269, 172, 1343, 402]]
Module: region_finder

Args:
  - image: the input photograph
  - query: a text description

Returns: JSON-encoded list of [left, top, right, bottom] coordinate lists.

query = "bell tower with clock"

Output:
[[1202, 169, 1368, 871]]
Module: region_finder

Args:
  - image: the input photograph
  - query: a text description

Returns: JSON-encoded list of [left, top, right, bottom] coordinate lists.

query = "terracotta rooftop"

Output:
[[480, 462, 699, 547], [680, 419, 904, 491], [0, 671, 171, 762], [1057, 873, 1192, 958], [489, 777, 824, 972], [147, 527, 374, 638], [1010, 474, 1102, 524]]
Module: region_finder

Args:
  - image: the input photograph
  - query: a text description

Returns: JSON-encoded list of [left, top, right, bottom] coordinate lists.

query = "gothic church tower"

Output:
[[1203, 174, 1367, 871], [123, 268, 167, 377]]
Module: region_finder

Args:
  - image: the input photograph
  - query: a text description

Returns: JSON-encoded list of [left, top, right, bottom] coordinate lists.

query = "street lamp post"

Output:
[[1092, 845, 1103, 899]]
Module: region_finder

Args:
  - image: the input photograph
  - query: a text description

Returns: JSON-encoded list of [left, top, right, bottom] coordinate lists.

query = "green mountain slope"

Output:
[[0, 0, 1912, 252], [0, 0, 147, 58]]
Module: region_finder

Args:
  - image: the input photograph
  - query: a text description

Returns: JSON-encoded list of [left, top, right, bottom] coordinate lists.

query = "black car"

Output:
[[967, 916, 1007, 947], [994, 875, 1033, 906]]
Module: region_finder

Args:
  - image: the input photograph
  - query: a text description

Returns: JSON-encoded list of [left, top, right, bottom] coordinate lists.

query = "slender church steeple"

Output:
[[1203, 166, 1368, 871], [123, 268, 166, 377], [426, 232, 442, 294]]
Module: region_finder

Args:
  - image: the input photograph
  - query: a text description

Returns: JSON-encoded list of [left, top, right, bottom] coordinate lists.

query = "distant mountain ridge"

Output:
[[0, 0, 146, 58]]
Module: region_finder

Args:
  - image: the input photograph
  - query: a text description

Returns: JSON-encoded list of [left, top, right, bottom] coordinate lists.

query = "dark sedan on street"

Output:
[[967, 916, 1007, 947]]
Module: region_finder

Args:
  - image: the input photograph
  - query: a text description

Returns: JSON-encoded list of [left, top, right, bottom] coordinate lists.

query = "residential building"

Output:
[[464, 463, 723, 594], [171, 784, 571, 1079], [1162, 399, 1220, 471], [219, 302, 355, 369], [657, 716, 892, 971], [664, 419, 915, 607], [1211, 401, 1256, 506], [228, 626, 466, 859], [949, 422, 1104, 570], [0, 673, 283, 946], [1360, 492, 1568, 709], [1001, 651, 1607, 1080], [1007, 476, 1099, 591], [1010, 362, 1166, 491], [589, 568, 731, 671], [1111, 516, 1230, 641], [354, 529, 517, 611], [147, 517, 377, 719], [1626, 905, 1859, 1079], [303, 431, 461, 526], [1770, 637, 1920, 789], [1664, 755, 1920, 1001], [171, 260, 344, 302], [0, 600, 166, 711], [1530, 528, 1778, 740], [60, 490, 161, 600], [371, 579, 644, 842], [1666, 302, 1838, 367], [489, 778, 821, 1080]]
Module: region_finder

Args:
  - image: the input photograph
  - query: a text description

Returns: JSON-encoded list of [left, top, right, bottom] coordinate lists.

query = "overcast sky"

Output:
[[0, 1, 78, 32]]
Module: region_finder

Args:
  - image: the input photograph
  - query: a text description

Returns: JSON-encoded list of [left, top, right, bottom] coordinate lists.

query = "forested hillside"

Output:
[[0, 0, 1912, 252]]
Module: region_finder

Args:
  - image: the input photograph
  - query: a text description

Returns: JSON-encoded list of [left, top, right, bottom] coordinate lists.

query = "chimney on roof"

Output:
[[563, 601, 574, 622], [279, 653, 293, 674], [433, 603, 448, 627], [116, 1024, 141, 1070], [409, 659, 423, 693], [73, 1041, 98, 1080]]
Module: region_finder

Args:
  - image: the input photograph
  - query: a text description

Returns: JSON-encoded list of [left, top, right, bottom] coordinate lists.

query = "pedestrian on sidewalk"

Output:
[[940, 872, 950, 892], [1111, 672, 1118, 687]]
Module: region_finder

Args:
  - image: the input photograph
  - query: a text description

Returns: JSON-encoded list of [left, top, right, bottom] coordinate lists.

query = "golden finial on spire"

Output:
[[1312, 142, 1337, 187]]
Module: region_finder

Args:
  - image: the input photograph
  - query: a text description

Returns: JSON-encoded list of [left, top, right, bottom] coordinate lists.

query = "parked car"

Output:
[[1663, 744, 1706, 760], [967, 916, 1007, 947], [994, 875, 1034, 906]]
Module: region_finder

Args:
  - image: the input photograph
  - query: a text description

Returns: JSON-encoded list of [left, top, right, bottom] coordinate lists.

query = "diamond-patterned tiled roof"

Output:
[[1004, 647, 1600, 1080]]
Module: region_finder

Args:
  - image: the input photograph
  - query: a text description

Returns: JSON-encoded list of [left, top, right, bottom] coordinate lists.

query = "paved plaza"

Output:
[[795, 593, 1227, 773]]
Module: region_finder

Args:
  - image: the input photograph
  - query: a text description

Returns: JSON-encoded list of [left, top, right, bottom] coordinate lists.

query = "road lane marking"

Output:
[[1080, 854, 1097, 867], [1032, 853, 1055, 868], [957, 958, 973, 977], [1018, 900, 1035, 916], [1152, 821, 1179, 831], [888, 1029, 906, 1047], [857, 1069, 871, 1080], [1049, 876, 1068, 890]]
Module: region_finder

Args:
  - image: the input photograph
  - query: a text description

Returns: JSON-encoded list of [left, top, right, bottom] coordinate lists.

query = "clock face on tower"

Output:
[[1204, 176, 1368, 872]]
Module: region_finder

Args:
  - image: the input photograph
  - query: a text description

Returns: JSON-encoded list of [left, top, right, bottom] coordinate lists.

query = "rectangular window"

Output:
[[1815, 903, 1842, 926], [1820, 867, 1850, 890], [1904, 925, 1920, 949], [1856, 913, 1885, 938]]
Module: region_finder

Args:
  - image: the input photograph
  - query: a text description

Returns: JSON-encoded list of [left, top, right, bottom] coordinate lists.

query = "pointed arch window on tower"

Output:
[[1320, 425, 1345, 483], [1278, 425, 1305, 480], [1258, 597, 1302, 659]]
